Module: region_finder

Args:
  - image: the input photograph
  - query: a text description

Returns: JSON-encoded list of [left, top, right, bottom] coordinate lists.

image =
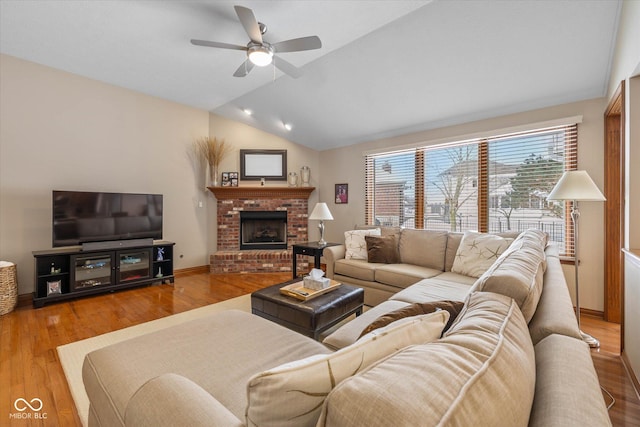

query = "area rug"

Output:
[[57, 294, 251, 427]]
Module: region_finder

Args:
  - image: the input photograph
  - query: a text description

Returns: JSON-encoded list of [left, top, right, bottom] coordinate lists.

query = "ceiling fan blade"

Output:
[[234, 5, 263, 44], [233, 59, 254, 77], [272, 36, 322, 53], [273, 56, 302, 79], [191, 39, 247, 51]]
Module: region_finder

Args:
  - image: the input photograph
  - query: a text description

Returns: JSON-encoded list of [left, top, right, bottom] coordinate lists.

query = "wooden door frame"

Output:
[[604, 81, 625, 328]]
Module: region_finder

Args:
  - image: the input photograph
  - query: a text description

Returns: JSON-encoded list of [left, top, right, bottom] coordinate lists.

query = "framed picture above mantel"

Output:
[[240, 149, 287, 181]]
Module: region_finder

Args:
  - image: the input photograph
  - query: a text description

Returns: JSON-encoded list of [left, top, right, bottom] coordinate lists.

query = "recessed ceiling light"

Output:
[[243, 108, 252, 116], [284, 123, 292, 131]]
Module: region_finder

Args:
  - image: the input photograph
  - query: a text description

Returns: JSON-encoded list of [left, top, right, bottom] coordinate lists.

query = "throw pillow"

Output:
[[365, 234, 400, 264], [451, 231, 513, 278], [358, 300, 465, 338], [344, 228, 381, 260], [246, 310, 449, 427]]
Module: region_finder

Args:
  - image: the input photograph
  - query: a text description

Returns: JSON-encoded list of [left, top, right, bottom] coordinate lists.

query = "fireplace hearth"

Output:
[[240, 211, 287, 250]]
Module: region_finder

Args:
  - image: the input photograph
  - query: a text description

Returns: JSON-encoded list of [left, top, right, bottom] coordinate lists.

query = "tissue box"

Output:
[[303, 276, 331, 290]]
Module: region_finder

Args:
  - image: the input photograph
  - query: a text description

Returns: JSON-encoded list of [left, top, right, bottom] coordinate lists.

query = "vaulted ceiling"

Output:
[[0, 1, 621, 150]]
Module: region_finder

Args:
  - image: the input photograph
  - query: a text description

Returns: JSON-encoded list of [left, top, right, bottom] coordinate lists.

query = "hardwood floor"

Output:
[[582, 315, 640, 426], [1, 271, 638, 426]]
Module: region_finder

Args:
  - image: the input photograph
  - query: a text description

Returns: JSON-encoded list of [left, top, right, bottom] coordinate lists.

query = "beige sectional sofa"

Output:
[[82, 229, 611, 426]]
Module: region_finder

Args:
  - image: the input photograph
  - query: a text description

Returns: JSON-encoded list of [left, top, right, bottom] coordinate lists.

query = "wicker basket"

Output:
[[0, 261, 18, 315]]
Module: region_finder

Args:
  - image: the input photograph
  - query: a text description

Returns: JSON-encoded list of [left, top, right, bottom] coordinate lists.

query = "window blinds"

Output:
[[365, 124, 578, 257]]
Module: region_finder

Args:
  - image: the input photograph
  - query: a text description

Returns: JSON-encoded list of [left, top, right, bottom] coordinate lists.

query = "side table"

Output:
[[292, 241, 340, 279]]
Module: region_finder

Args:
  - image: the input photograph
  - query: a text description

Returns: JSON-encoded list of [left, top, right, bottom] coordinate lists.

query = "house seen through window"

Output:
[[365, 124, 577, 257]]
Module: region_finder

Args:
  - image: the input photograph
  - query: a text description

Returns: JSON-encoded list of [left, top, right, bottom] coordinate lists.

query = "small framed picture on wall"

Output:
[[335, 183, 348, 204]]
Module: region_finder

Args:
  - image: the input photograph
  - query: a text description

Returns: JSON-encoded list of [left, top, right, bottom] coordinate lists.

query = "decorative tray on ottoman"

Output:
[[279, 280, 342, 301]]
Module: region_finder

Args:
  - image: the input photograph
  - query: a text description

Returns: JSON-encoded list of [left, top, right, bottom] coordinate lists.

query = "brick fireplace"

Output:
[[208, 187, 315, 274]]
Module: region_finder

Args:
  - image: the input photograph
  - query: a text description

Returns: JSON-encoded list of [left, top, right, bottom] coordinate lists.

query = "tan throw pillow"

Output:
[[246, 310, 449, 427], [344, 228, 380, 260], [365, 234, 400, 264], [451, 231, 513, 278], [359, 300, 465, 338]]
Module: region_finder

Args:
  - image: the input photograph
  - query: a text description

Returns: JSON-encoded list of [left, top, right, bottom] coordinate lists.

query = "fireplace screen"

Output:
[[240, 211, 287, 250]]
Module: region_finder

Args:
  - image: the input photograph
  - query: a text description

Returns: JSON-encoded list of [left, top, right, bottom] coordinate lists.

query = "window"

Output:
[[365, 124, 577, 257]]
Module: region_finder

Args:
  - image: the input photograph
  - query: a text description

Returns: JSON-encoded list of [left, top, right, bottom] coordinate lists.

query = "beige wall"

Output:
[[607, 0, 640, 100], [608, 0, 640, 382], [0, 54, 210, 294], [207, 114, 321, 252], [319, 98, 608, 312]]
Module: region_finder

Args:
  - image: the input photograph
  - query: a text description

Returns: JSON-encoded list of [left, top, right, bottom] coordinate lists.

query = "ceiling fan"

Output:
[[191, 5, 322, 78]]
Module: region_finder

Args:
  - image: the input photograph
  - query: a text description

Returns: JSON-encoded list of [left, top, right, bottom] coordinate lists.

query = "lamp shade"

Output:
[[309, 202, 334, 221], [547, 170, 606, 202]]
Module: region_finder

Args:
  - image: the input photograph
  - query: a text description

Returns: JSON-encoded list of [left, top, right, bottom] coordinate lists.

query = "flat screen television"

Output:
[[52, 190, 163, 247]]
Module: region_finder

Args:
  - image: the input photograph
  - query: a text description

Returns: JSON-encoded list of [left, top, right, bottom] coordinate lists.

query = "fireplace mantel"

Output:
[[208, 186, 315, 200]]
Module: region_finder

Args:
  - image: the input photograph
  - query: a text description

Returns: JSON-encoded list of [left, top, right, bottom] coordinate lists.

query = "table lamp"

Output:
[[309, 202, 333, 246], [547, 170, 606, 348]]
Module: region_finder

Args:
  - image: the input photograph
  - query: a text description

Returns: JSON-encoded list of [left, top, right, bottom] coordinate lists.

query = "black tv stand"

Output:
[[32, 240, 175, 308]]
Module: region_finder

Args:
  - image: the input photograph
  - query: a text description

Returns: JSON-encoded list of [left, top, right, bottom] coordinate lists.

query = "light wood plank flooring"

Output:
[[1, 271, 638, 426]]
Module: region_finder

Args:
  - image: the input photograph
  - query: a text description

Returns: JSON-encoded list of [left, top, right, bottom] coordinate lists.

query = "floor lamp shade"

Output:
[[309, 203, 333, 245], [547, 170, 605, 348], [547, 170, 606, 202]]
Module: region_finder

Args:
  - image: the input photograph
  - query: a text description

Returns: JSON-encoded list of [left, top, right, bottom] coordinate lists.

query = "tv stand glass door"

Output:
[[71, 253, 114, 291], [118, 249, 152, 283]]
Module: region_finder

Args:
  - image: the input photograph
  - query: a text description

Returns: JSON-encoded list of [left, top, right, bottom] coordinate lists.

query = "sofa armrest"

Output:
[[529, 334, 612, 426], [323, 245, 345, 279], [125, 373, 244, 427]]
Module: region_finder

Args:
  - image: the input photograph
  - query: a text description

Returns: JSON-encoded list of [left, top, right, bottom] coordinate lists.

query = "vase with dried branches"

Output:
[[194, 137, 232, 187]]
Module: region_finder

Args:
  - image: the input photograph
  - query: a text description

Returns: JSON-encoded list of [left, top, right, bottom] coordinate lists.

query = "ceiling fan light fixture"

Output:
[[248, 45, 273, 67]]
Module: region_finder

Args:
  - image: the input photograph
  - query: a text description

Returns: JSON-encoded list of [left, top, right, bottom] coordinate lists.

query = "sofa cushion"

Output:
[[246, 310, 449, 427], [529, 334, 612, 426], [344, 229, 380, 260], [444, 232, 464, 272], [318, 292, 536, 427], [470, 229, 548, 322], [359, 300, 465, 338], [365, 234, 400, 263], [398, 229, 448, 270], [334, 259, 380, 282], [374, 263, 442, 288], [528, 246, 581, 344], [322, 300, 411, 350], [390, 276, 473, 304], [451, 231, 513, 278]]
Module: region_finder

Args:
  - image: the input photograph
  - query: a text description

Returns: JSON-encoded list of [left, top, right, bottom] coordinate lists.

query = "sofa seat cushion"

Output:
[[83, 310, 329, 427], [434, 271, 477, 285], [529, 334, 612, 426], [318, 292, 536, 427], [470, 229, 548, 322], [374, 263, 442, 287], [322, 300, 411, 350], [247, 310, 449, 427], [334, 259, 382, 282], [398, 229, 448, 270], [390, 277, 473, 304]]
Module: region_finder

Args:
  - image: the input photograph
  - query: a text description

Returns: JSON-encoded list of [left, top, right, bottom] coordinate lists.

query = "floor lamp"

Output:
[[548, 170, 606, 348]]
